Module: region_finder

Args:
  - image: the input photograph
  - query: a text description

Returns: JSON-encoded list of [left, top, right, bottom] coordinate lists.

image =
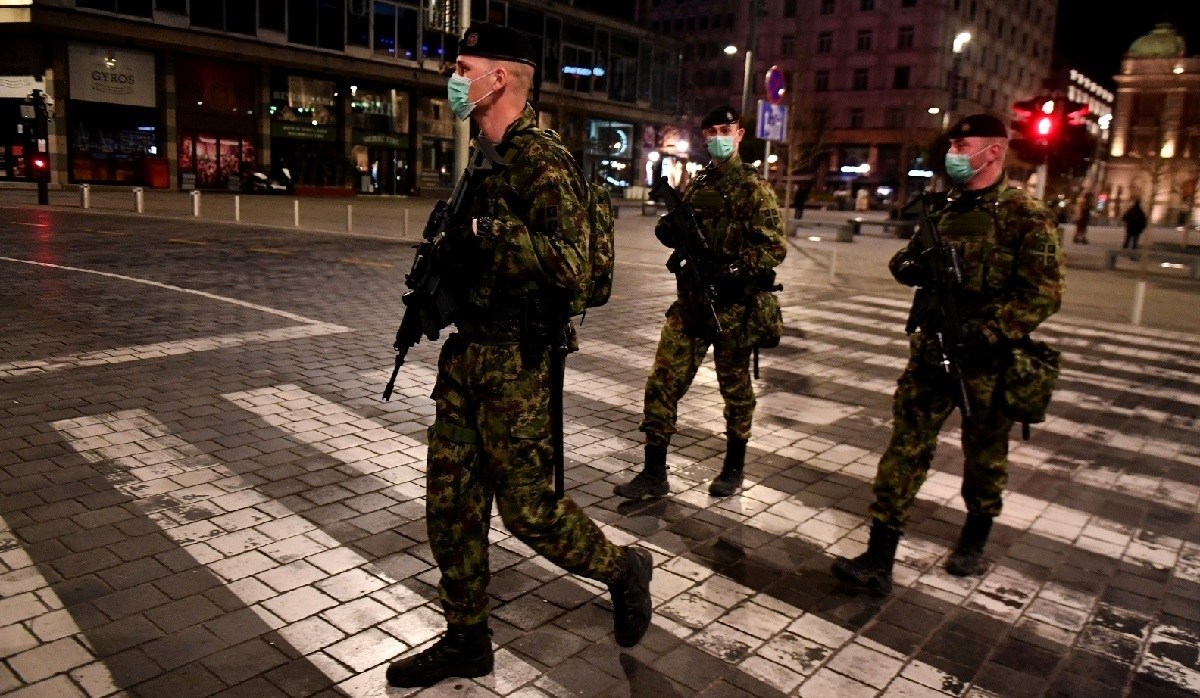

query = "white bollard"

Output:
[[234, 195, 240, 222], [190, 190, 200, 217], [1131, 279, 1147, 325], [293, 199, 300, 227], [829, 247, 838, 283], [133, 187, 144, 213], [347, 204, 353, 233], [80, 183, 90, 209]]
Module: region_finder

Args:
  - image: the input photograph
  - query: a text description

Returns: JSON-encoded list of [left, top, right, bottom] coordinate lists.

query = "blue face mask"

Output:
[[447, 70, 495, 120], [944, 146, 987, 184], [707, 135, 736, 161]]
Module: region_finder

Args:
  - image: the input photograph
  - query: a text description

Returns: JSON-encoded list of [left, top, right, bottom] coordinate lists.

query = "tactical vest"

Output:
[[932, 186, 1023, 309]]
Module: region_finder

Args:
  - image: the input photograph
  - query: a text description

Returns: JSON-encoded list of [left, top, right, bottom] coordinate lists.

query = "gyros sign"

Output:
[[69, 43, 156, 107]]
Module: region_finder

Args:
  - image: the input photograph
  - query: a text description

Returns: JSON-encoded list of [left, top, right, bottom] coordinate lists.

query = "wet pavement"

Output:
[[1, 188, 1198, 697]]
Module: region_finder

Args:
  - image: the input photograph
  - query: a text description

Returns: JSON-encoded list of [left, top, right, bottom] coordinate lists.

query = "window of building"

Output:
[[699, 16, 707, 30], [898, 25, 914, 48], [856, 30, 872, 51], [818, 32, 833, 53], [782, 35, 794, 55], [859, 0, 874, 10], [820, 0, 835, 15], [901, 0, 916, 6], [373, 1, 420, 59], [260, 0, 285, 31], [850, 108, 864, 128], [348, 2, 370, 46], [76, 0, 152, 16], [686, 16, 694, 31], [852, 68, 868, 90], [285, 0, 345, 50], [784, 0, 796, 17], [892, 66, 910, 89], [887, 107, 905, 128], [815, 70, 829, 92], [156, 0, 186, 12]]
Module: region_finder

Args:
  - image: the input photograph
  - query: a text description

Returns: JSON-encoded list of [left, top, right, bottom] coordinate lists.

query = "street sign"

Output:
[[756, 100, 787, 142], [765, 65, 786, 105]]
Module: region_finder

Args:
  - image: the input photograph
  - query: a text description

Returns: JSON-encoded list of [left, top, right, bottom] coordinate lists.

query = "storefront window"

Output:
[[350, 86, 408, 133], [269, 72, 344, 188], [69, 103, 159, 184], [587, 120, 632, 190], [76, 0, 153, 17]]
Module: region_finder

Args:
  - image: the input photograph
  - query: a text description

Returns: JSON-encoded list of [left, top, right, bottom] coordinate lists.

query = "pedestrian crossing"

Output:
[[6, 293, 1200, 696]]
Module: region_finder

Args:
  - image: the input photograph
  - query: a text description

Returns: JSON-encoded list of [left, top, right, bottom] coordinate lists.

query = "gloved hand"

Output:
[[654, 211, 683, 248], [892, 257, 929, 287], [963, 321, 1003, 354]]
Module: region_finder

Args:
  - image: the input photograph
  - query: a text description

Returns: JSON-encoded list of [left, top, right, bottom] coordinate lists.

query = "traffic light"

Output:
[[29, 153, 50, 181], [1032, 99, 1059, 146]]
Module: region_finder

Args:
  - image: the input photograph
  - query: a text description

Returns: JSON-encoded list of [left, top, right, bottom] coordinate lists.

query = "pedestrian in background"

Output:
[[613, 104, 787, 501], [1073, 190, 1092, 244], [1122, 198, 1147, 250], [385, 23, 653, 689], [793, 183, 811, 220], [831, 114, 1064, 596]]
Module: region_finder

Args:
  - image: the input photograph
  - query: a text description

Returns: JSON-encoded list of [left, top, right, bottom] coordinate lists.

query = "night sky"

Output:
[[1053, 0, 1200, 86]]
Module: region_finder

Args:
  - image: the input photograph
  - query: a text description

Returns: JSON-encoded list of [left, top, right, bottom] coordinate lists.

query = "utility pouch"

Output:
[[1000, 339, 1060, 424]]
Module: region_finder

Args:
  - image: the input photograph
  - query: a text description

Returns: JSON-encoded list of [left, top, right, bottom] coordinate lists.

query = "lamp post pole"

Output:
[[945, 31, 971, 130], [740, 2, 759, 117]]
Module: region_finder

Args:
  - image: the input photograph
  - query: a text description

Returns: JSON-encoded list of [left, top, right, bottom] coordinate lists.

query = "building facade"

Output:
[[1106, 24, 1200, 225], [0, 0, 679, 195], [641, 0, 1057, 206]]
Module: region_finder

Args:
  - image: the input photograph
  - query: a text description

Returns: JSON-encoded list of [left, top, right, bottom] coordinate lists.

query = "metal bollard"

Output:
[[1131, 279, 1147, 325], [346, 204, 353, 233], [403, 209, 410, 237], [190, 190, 201, 217], [133, 187, 144, 213], [293, 199, 300, 227], [234, 195, 240, 222], [80, 183, 90, 209]]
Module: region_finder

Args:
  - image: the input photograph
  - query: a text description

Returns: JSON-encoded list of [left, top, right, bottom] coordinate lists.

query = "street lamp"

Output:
[[945, 31, 972, 129], [724, 45, 738, 56]]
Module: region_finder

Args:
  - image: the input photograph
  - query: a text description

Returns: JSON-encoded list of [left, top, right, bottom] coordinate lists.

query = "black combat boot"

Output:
[[945, 513, 994, 576], [831, 520, 901, 596], [614, 442, 669, 500], [610, 546, 654, 647], [709, 437, 747, 497], [385, 622, 493, 688]]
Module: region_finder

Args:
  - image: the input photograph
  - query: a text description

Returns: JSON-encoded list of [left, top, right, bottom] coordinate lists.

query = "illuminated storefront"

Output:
[[66, 43, 161, 185], [348, 84, 413, 195]]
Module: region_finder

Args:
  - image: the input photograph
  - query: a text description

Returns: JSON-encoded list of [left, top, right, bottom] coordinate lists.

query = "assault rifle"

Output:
[[902, 193, 973, 417], [382, 139, 500, 401], [649, 176, 722, 333]]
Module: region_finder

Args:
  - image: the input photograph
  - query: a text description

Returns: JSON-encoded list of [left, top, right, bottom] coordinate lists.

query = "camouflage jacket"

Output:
[[455, 106, 589, 338], [890, 179, 1064, 342], [664, 155, 787, 334]]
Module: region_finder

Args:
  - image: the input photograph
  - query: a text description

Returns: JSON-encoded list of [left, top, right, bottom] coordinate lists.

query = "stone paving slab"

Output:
[[0, 198, 1198, 697]]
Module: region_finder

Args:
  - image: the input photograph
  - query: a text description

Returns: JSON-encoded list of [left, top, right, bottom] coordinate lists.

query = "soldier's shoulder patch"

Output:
[[1029, 238, 1060, 266], [763, 207, 782, 228]]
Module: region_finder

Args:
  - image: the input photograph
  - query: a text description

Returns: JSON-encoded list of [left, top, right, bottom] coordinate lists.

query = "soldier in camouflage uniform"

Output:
[[386, 24, 653, 689], [832, 114, 1064, 596], [614, 105, 787, 501]]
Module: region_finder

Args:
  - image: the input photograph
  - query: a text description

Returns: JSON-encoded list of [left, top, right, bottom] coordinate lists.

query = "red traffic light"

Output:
[[1036, 116, 1054, 137], [31, 155, 49, 171]]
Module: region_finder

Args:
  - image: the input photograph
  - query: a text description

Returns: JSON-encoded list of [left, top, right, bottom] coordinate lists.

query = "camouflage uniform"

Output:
[[869, 179, 1064, 530], [640, 155, 787, 444], [427, 106, 625, 625]]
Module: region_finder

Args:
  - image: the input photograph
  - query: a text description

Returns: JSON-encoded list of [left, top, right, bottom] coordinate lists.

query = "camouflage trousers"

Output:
[[869, 344, 1014, 531], [427, 334, 626, 625], [640, 303, 755, 445]]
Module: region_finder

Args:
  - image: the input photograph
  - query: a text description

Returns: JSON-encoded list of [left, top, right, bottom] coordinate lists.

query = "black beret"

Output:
[[458, 23, 537, 68], [946, 113, 1009, 139], [701, 105, 740, 129]]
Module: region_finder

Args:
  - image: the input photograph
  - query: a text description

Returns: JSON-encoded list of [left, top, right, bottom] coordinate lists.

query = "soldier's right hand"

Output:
[[892, 258, 929, 287], [654, 211, 682, 248]]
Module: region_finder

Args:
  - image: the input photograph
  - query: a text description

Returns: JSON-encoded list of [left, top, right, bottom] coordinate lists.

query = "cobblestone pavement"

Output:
[[1, 193, 1198, 697]]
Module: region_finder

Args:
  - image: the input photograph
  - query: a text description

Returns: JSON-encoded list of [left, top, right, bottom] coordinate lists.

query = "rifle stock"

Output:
[[649, 177, 722, 333], [903, 194, 973, 417]]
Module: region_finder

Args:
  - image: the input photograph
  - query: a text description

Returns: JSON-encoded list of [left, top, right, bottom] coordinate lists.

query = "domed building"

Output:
[[1106, 23, 1200, 227]]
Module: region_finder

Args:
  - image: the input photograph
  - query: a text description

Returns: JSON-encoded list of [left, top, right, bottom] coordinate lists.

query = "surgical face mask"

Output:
[[447, 70, 495, 120], [944, 146, 988, 184], [707, 135, 736, 161]]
